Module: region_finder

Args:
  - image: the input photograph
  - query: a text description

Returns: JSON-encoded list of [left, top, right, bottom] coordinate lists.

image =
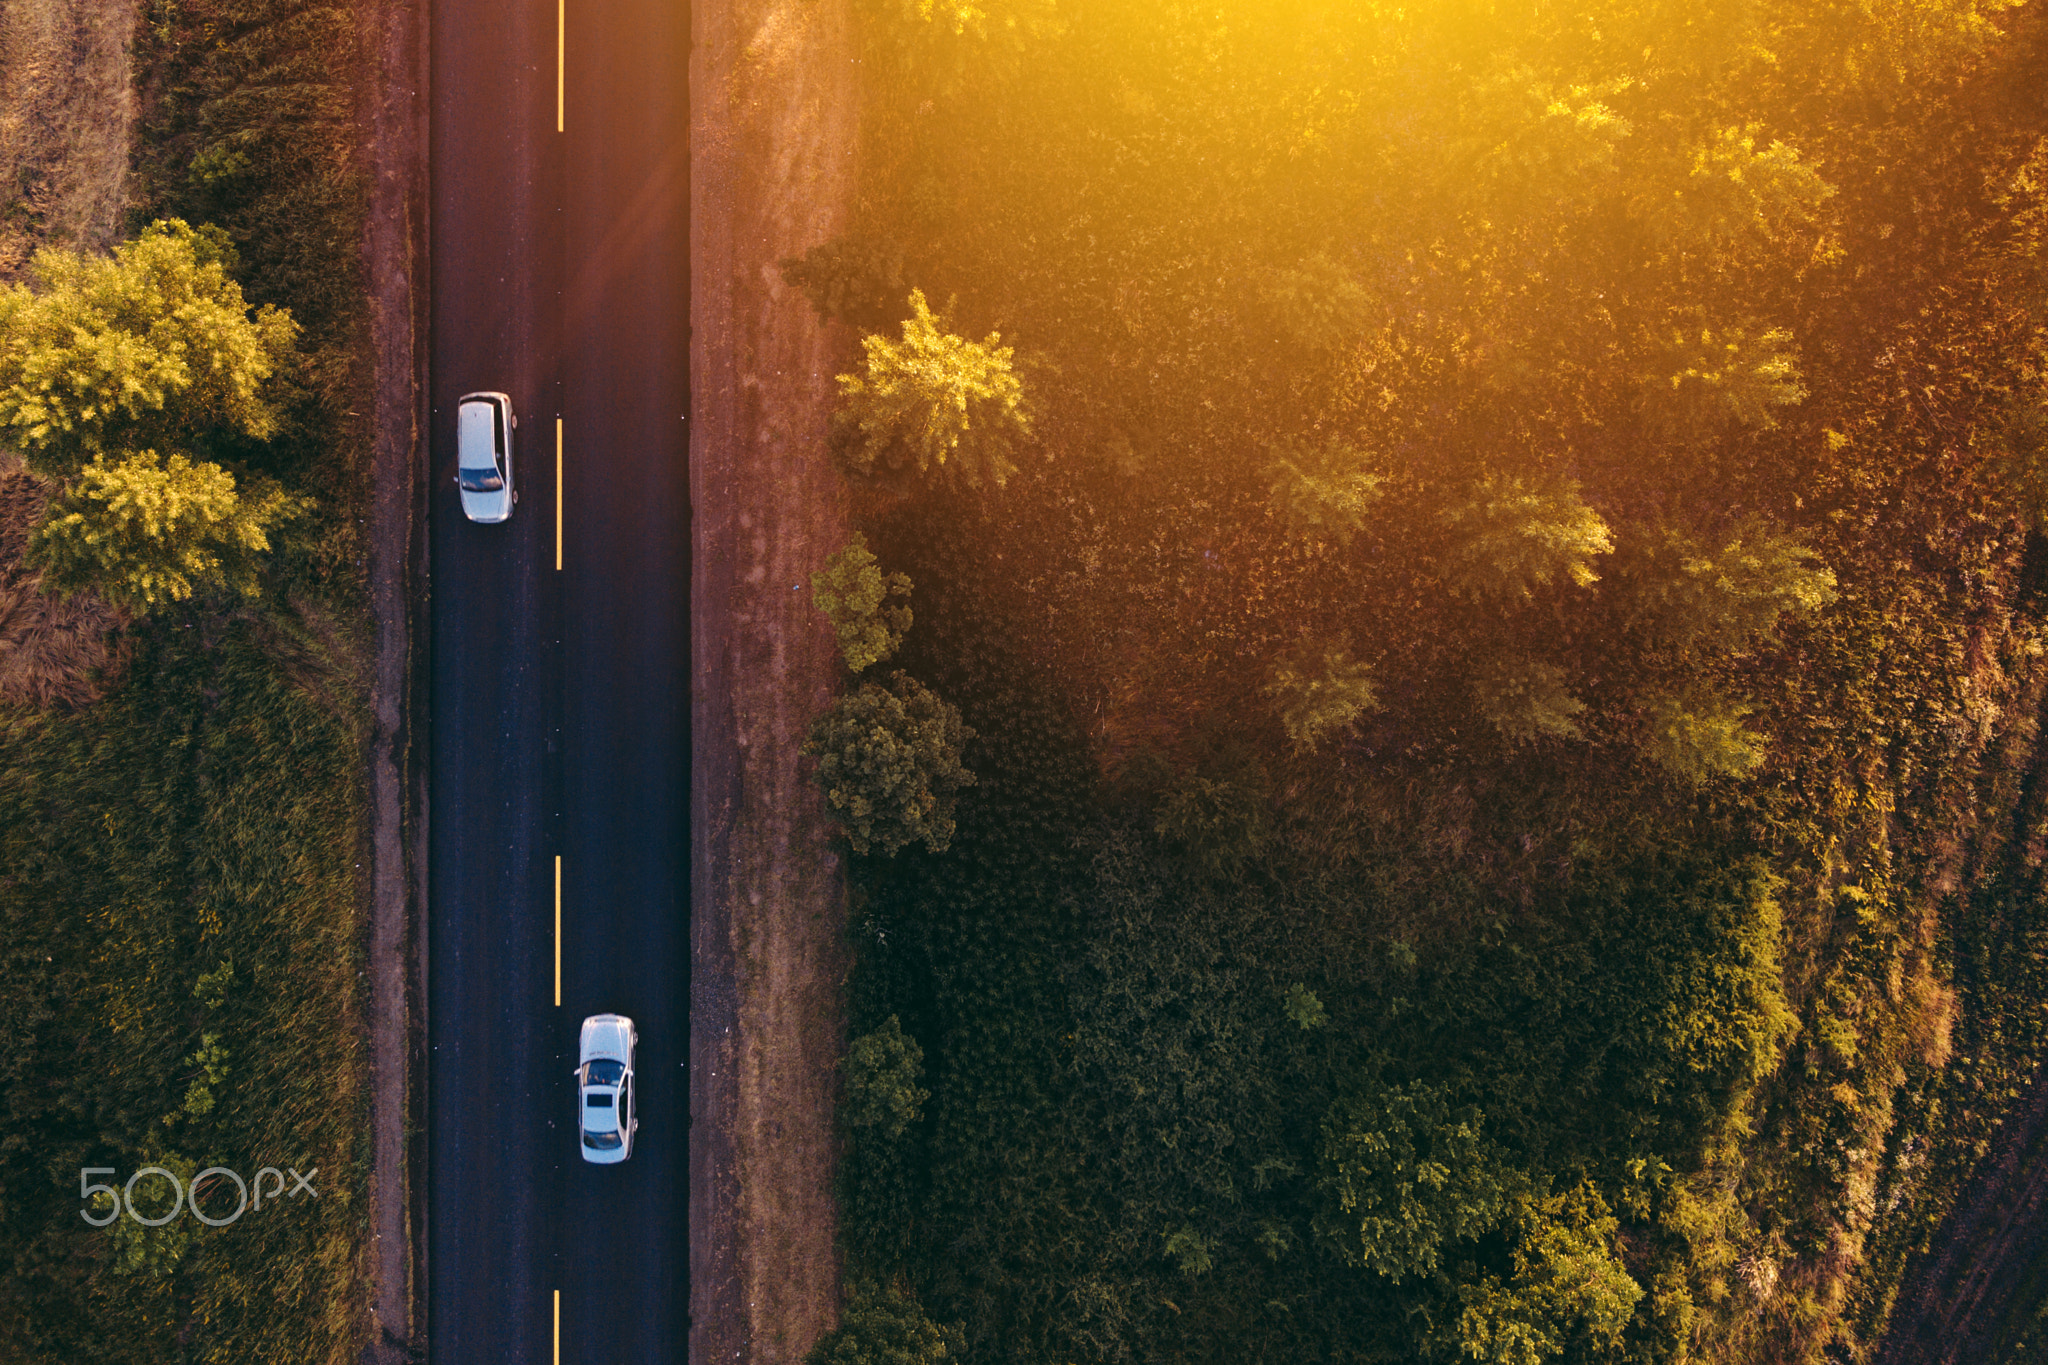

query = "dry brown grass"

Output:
[[0, 0, 137, 279], [0, 453, 127, 706], [0, 0, 137, 700]]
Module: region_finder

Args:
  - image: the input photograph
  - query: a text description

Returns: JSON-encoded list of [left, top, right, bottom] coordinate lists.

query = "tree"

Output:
[[804, 670, 976, 855], [814, 533, 914, 672], [845, 1015, 929, 1142], [28, 449, 305, 613], [1469, 654, 1587, 744], [1266, 438, 1386, 545], [1639, 689, 1766, 783], [832, 289, 1032, 489], [1152, 735, 1271, 878], [1316, 1081, 1523, 1282], [1440, 476, 1614, 601], [1265, 636, 1380, 751], [1446, 1185, 1642, 1365], [1629, 520, 1838, 653], [1641, 318, 1807, 438], [0, 219, 299, 479]]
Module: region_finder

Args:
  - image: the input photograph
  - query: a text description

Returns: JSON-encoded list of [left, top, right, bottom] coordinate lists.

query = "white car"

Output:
[[454, 391, 517, 523], [575, 1013, 637, 1164]]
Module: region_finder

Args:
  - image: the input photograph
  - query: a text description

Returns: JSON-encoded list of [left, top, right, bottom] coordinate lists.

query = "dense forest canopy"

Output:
[[799, 0, 2048, 1361]]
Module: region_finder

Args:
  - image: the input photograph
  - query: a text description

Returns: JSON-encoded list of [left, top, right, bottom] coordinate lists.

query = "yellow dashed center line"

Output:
[[554, 418, 563, 572], [553, 1288, 561, 1363], [556, 0, 565, 132]]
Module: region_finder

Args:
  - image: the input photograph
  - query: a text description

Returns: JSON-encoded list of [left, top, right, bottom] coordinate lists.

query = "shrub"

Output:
[[805, 670, 977, 855], [845, 1015, 929, 1141], [808, 1282, 960, 1365], [832, 290, 1032, 490], [815, 533, 914, 672], [1440, 475, 1613, 601], [30, 449, 305, 613]]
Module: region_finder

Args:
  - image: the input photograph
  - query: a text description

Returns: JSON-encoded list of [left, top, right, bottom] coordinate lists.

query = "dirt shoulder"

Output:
[[690, 0, 860, 1359], [359, 0, 427, 1352]]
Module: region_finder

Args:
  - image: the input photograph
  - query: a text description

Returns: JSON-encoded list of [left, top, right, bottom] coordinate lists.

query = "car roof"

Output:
[[456, 401, 497, 466]]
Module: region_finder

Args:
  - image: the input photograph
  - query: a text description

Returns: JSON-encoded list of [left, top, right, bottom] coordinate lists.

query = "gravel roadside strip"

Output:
[[691, 0, 861, 1358], [360, 0, 428, 1351]]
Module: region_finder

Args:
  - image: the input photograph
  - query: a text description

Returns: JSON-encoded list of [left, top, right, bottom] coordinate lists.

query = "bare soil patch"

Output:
[[691, 0, 861, 1359], [0, 455, 128, 706]]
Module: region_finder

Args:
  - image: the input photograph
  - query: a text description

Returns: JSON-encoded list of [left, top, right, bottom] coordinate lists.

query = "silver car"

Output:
[[454, 391, 517, 523], [575, 1013, 637, 1164]]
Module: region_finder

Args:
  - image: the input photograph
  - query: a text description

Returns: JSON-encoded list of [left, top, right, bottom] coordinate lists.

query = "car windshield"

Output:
[[458, 467, 503, 493], [585, 1059, 624, 1085], [582, 1130, 622, 1150]]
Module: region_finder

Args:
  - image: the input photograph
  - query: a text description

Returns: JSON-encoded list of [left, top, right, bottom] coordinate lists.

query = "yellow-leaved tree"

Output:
[[832, 289, 1032, 490], [0, 219, 303, 613]]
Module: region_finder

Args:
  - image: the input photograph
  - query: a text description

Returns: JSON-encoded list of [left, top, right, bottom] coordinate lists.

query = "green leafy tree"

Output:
[[1282, 983, 1328, 1030], [1267, 438, 1386, 544], [808, 1281, 961, 1365], [832, 289, 1032, 489], [845, 1015, 928, 1141], [805, 670, 976, 855], [28, 449, 305, 614], [1441, 475, 1614, 601], [175, 1032, 231, 1120], [1265, 636, 1380, 751], [1446, 1185, 1643, 1365], [814, 533, 913, 672], [1316, 1081, 1523, 1282], [1153, 737, 1270, 878], [0, 219, 299, 478], [1258, 252, 1382, 357], [1163, 1226, 1215, 1276], [1630, 521, 1838, 653], [1470, 654, 1587, 744], [1642, 318, 1807, 437], [1639, 689, 1766, 783]]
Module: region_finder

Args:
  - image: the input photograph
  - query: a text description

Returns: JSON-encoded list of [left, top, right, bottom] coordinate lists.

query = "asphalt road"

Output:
[[425, 0, 690, 1357]]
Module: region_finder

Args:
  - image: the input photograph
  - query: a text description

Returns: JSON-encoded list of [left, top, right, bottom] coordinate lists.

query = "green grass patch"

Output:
[[0, 613, 368, 1363]]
